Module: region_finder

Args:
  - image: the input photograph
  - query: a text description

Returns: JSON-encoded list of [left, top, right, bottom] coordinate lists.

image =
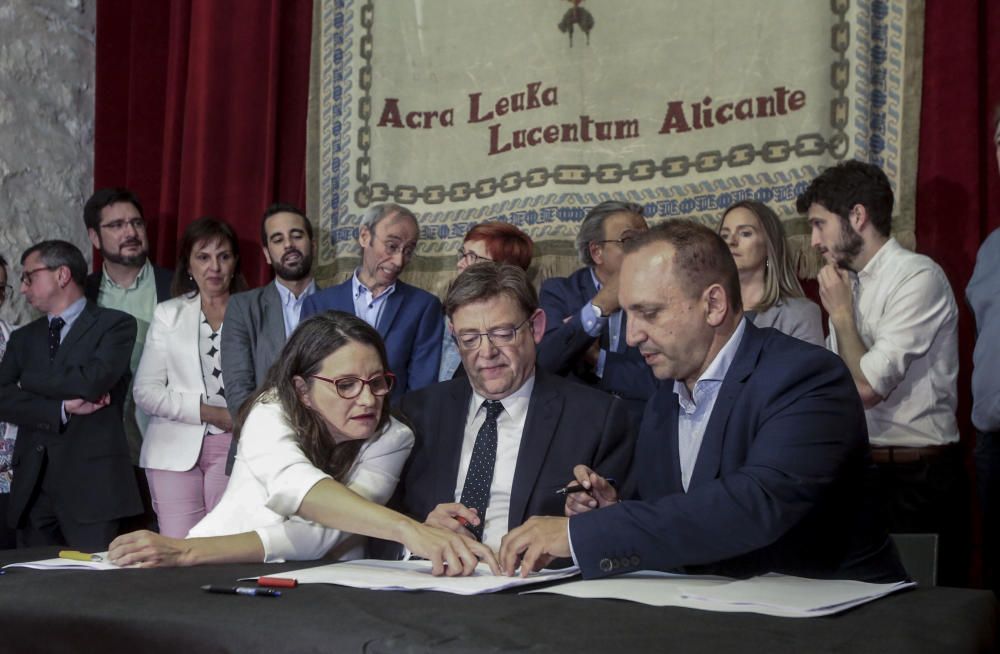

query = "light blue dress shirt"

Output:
[[351, 270, 396, 329], [578, 268, 623, 378], [274, 279, 317, 337], [673, 318, 746, 491]]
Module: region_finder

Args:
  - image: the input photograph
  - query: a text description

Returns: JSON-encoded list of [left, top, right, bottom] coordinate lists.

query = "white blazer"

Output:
[[134, 294, 214, 471]]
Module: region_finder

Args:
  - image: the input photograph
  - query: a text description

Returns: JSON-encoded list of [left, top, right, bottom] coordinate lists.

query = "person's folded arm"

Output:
[[19, 312, 136, 402]]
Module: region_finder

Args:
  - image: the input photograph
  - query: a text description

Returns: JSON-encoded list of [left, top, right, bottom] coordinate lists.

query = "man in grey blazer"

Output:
[[221, 204, 319, 469]]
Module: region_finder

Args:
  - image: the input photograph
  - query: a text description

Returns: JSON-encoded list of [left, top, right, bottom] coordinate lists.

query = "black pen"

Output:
[[556, 477, 617, 495], [201, 585, 281, 597]]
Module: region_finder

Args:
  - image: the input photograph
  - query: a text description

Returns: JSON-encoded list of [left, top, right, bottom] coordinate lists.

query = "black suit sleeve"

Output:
[[0, 326, 63, 432], [537, 277, 596, 375]]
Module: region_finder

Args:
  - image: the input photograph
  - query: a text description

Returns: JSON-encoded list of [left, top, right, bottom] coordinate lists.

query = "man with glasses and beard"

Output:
[[799, 160, 966, 585], [221, 204, 320, 472], [83, 187, 173, 528]]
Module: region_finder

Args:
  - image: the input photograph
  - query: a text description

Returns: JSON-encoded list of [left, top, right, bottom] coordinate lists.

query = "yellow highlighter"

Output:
[[58, 550, 104, 562]]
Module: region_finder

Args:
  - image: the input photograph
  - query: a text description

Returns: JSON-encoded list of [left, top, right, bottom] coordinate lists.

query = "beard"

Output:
[[832, 221, 864, 270], [273, 248, 314, 282], [101, 241, 148, 268]]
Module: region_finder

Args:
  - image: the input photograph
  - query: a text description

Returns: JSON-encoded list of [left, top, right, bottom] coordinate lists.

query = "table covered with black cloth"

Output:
[[0, 547, 995, 654]]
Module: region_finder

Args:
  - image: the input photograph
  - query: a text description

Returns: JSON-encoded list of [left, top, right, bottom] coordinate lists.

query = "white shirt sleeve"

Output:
[[252, 415, 415, 562], [858, 267, 956, 399]]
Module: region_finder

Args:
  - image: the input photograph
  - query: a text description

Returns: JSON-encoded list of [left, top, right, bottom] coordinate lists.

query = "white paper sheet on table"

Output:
[[250, 558, 579, 595], [522, 571, 915, 617], [2, 552, 119, 571]]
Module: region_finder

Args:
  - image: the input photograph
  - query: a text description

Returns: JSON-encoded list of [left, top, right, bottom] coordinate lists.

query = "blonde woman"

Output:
[[719, 201, 823, 345]]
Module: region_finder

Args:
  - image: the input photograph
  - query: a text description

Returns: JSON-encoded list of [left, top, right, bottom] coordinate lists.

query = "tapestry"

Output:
[[311, 0, 924, 294]]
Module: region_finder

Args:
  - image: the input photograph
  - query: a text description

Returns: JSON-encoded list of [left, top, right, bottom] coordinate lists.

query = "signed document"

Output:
[[251, 559, 579, 595]]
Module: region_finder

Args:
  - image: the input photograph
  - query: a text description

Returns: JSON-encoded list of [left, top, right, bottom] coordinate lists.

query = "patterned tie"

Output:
[[458, 400, 504, 541], [48, 316, 65, 361]]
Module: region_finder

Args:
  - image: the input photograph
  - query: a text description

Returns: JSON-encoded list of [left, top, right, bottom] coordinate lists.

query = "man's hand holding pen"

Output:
[[563, 465, 619, 517]]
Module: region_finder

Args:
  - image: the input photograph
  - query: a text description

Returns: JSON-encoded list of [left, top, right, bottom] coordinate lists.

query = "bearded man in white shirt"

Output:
[[799, 160, 967, 585]]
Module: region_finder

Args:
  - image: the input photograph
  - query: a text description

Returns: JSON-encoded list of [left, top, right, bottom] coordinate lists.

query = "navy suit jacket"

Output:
[[85, 265, 173, 304], [0, 302, 142, 527], [538, 266, 657, 428], [300, 278, 442, 401], [570, 321, 906, 582], [396, 369, 635, 532]]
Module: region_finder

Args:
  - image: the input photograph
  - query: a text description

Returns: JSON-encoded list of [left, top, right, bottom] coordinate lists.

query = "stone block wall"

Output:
[[0, 0, 95, 326]]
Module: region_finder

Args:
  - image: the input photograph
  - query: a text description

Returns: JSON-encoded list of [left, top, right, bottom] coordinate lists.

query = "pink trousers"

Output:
[[145, 433, 233, 538]]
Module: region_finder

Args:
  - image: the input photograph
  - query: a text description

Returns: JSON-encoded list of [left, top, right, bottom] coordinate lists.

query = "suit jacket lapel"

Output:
[[437, 380, 474, 504], [377, 283, 405, 338], [642, 385, 683, 496], [508, 372, 562, 529], [688, 321, 760, 489], [261, 283, 286, 357], [54, 302, 97, 363]]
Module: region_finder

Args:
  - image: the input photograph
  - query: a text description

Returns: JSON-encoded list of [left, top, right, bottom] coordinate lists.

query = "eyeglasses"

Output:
[[594, 231, 642, 248], [20, 266, 55, 286], [311, 371, 396, 399], [374, 236, 416, 260], [100, 217, 146, 233], [457, 247, 492, 265], [454, 316, 532, 351]]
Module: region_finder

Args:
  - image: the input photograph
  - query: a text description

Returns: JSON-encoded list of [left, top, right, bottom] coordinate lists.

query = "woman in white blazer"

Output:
[[133, 217, 247, 538], [110, 312, 500, 575], [718, 201, 824, 346]]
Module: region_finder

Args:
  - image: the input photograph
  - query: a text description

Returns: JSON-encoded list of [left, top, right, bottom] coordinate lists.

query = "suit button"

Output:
[[630, 555, 641, 567], [599, 558, 613, 572]]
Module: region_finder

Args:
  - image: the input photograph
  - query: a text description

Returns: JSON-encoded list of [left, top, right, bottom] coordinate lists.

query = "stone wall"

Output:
[[0, 0, 95, 326]]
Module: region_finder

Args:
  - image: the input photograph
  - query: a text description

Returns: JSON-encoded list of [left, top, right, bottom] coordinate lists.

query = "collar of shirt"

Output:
[[351, 269, 397, 303], [672, 317, 747, 412], [856, 237, 901, 285], [588, 267, 603, 293], [467, 372, 536, 425], [275, 278, 317, 306], [100, 260, 151, 291], [49, 296, 87, 339]]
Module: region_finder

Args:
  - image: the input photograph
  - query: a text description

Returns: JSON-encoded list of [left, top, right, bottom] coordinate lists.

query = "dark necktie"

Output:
[[48, 317, 65, 361], [458, 400, 504, 541]]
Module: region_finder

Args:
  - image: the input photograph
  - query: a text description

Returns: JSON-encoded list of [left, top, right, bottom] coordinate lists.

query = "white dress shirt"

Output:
[[826, 238, 959, 447], [188, 398, 414, 562], [454, 375, 536, 552]]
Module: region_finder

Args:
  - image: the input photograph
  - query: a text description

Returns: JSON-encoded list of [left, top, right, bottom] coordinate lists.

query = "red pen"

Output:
[[257, 576, 297, 589], [455, 516, 476, 533]]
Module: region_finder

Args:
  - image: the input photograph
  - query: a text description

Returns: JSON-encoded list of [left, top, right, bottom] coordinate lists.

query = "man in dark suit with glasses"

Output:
[[389, 262, 634, 555], [537, 200, 657, 429]]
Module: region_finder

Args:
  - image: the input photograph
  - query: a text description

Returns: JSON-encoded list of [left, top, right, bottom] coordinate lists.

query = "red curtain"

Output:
[[917, 0, 1000, 445], [94, 0, 313, 287]]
